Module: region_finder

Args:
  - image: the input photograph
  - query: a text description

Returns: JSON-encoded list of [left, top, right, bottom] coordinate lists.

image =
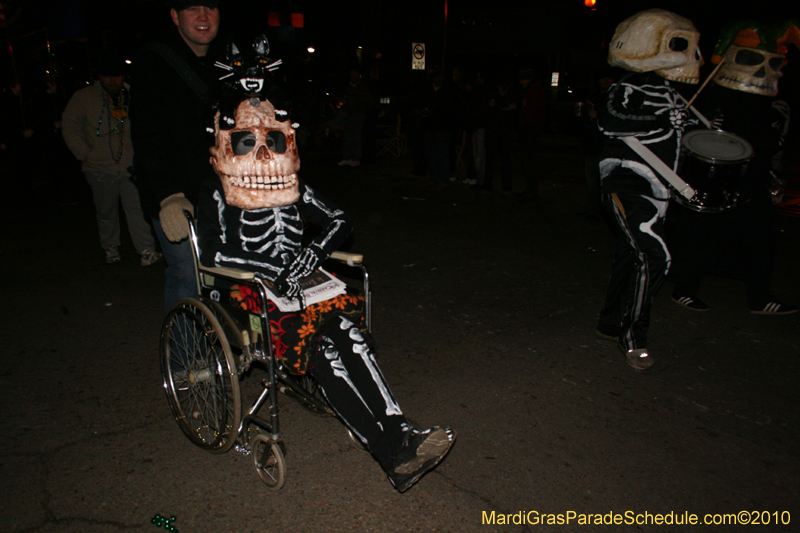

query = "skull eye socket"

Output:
[[769, 57, 785, 71], [734, 49, 766, 66], [668, 37, 689, 52], [232, 131, 256, 155], [230, 131, 287, 155], [267, 131, 287, 154]]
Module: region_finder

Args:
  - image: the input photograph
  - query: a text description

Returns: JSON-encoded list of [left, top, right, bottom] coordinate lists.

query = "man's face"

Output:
[[99, 74, 125, 95], [170, 5, 219, 56]]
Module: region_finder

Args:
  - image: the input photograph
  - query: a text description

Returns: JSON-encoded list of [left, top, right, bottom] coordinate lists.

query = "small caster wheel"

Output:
[[251, 435, 286, 490]]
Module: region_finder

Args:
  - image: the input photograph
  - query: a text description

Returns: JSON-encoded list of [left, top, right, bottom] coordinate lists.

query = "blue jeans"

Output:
[[153, 218, 199, 314]]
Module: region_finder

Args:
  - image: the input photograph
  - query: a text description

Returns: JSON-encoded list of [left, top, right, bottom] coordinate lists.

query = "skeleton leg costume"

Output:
[[598, 192, 670, 351], [310, 315, 406, 471]]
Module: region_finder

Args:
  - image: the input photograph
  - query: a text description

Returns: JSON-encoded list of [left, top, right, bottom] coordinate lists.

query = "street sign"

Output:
[[412, 42, 425, 70]]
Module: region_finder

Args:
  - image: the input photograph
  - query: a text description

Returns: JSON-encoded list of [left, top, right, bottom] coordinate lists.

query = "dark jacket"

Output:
[[129, 31, 223, 218]]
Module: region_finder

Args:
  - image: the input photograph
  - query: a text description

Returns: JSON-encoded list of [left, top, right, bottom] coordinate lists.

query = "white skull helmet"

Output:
[[209, 98, 301, 210], [608, 9, 703, 84], [712, 21, 800, 97]]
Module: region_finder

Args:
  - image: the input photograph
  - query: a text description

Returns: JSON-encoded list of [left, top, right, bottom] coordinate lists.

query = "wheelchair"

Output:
[[159, 213, 370, 490]]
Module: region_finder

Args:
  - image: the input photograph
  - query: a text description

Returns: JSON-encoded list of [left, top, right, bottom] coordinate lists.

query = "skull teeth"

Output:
[[227, 174, 297, 190]]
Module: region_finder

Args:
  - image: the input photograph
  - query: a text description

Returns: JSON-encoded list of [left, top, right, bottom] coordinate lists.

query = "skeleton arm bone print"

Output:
[[272, 186, 353, 303], [601, 74, 679, 137]]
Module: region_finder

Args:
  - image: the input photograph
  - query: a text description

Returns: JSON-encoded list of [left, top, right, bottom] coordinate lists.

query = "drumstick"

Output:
[[684, 59, 725, 109], [677, 93, 712, 129]]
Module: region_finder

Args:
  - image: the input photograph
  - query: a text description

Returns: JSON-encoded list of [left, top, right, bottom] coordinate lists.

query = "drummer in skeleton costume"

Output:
[[667, 20, 800, 316], [195, 36, 455, 492], [594, 9, 702, 370]]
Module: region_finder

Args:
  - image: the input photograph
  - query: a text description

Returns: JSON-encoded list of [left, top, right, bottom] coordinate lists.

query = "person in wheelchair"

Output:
[[188, 55, 455, 491]]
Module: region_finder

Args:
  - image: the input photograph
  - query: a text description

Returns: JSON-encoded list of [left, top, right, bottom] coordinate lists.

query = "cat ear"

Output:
[[230, 41, 241, 57], [254, 34, 270, 56]]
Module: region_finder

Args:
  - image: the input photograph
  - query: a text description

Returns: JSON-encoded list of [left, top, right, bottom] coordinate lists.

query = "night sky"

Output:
[[2, 0, 797, 100]]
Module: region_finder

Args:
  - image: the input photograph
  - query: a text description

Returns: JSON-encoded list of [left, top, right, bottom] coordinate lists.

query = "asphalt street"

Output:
[[2, 140, 799, 533]]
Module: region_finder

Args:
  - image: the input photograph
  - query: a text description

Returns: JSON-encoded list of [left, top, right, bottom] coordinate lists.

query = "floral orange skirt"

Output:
[[230, 285, 369, 375]]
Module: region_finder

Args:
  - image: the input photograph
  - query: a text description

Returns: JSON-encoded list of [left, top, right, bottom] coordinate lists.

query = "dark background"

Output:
[[3, 0, 798, 103]]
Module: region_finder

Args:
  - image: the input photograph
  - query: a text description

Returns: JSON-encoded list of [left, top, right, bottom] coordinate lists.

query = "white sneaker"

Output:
[[105, 246, 121, 264], [337, 159, 352, 166], [140, 247, 163, 267]]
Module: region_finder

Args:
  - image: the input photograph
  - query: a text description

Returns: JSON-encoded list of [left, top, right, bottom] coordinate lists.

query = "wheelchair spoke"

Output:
[[160, 299, 241, 454]]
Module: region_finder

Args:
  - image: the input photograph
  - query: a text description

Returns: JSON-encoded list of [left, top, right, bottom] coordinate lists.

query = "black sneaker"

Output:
[[672, 295, 709, 311], [750, 301, 799, 316], [388, 427, 456, 492]]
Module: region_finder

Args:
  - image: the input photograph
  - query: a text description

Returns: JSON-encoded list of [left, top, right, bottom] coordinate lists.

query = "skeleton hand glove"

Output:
[[710, 112, 724, 130], [286, 246, 324, 282], [274, 276, 306, 308], [669, 108, 689, 132], [272, 246, 323, 309], [159, 193, 194, 242]]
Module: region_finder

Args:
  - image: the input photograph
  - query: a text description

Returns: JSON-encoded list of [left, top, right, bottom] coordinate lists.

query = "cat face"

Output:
[[220, 34, 281, 96]]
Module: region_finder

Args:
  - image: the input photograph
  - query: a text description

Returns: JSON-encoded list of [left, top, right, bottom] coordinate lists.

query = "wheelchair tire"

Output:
[[251, 434, 286, 490], [161, 298, 242, 454]]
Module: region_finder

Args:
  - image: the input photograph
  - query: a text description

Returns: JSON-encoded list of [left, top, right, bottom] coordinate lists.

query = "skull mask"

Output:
[[710, 21, 800, 98], [609, 9, 703, 84], [715, 45, 785, 96], [210, 99, 300, 210]]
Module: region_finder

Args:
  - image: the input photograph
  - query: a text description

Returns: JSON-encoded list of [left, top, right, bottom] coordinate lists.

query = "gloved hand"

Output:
[[286, 246, 324, 282], [276, 277, 304, 304], [159, 193, 194, 242], [669, 108, 689, 132], [710, 112, 724, 131]]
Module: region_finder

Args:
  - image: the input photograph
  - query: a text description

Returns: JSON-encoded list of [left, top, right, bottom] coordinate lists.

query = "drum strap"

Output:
[[621, 136, 696, 200]]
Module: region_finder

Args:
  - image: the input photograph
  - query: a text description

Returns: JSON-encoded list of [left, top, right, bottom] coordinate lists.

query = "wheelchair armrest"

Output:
[[199, 264, 256, 280], [197, 253, 361, 282], [329, 251, 364, 266]]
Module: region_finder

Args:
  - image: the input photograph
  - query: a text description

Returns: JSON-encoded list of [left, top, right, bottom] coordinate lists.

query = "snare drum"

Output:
[[674, 129, 754, 213]]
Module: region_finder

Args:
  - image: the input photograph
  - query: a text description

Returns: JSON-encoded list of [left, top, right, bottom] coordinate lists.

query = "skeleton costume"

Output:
[[196, 37, 455, 491], [595, 9, 702, 367], [666, 21, 800, 315]]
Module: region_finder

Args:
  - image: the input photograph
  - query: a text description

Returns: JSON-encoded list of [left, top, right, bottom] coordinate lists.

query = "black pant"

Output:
[[666, 194, 775, 307], [598, 192, 670, 351]]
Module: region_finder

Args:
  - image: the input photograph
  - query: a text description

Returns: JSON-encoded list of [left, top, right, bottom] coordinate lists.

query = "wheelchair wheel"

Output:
[[161, 298, 241, 454], [251, 434, 286, 490]]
